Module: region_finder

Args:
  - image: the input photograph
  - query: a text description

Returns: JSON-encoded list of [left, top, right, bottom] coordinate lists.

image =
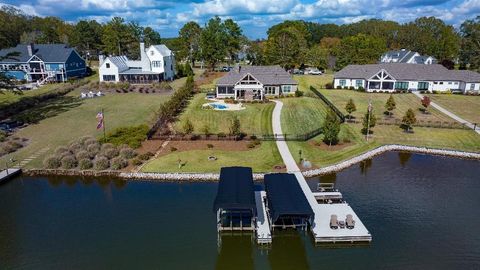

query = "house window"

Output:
[[395, 81, 408, 90], [106, 63, 110, 68], [226, 87, 234, 94], [217, 86, 227, 94], [439, 82, 444, 85], [356, 80, 363, 88], [470, 84, 475, 91], [264, 86, 276, 95], [418, 82, 429, 90], [103, 75, 115, 81], [339, 80, 346, 87], [282, 85, 292, 93]]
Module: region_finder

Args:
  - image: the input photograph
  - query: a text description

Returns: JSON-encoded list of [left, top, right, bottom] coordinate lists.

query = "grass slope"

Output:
[[280, 97, 328, 135], [174, 93, 275, 135], [427, 94, 480, 124]]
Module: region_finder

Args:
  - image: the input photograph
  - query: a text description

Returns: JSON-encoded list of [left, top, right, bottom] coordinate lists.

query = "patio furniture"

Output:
[[330, 214, 339, 229], [338, 220, 345, 229], [346, 214, 355, 229]]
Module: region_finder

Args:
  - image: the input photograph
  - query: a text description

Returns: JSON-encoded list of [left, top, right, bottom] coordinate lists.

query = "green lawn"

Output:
[[174, 93, 275, 135], [319, 89, 455, 123], [3, 90, 172, 169], [280, 96, 328, 135], [293, 74, 333, 92], [427, 94, 480, 124], [141, 141, 283, 173], [287, 123, 480, 168]]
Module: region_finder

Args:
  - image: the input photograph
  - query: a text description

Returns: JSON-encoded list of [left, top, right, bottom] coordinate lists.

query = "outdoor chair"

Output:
[[346, 214, 355, 229], [330, 214, 339, 229]]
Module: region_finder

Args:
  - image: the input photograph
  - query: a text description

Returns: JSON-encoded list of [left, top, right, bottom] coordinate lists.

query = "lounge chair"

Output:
[[330, 214, 338, 229], [346, 214, 355, 229]]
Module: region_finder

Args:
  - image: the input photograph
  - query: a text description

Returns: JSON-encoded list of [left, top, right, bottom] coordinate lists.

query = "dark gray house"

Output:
[[0, 43, 87, 83], [334, 63, 480, 93], [215, 65, 298, 100], [380, 49, 436, 65]]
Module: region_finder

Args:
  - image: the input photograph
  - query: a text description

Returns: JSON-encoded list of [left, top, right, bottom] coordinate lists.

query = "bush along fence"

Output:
[[147, 75, 195, 138], [150, 127, 323, 142], [310, 86, 345, 122], [346, 118, 471, 130]]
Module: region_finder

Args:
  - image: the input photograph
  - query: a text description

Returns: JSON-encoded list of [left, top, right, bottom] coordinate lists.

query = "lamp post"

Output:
[[299, 150, 303, 163]]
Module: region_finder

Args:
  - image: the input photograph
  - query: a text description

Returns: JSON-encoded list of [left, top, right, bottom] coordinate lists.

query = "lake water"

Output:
[[1, 152, 479, 269]]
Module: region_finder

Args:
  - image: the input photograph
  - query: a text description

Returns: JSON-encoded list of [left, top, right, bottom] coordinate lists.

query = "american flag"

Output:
[[96, 111, 104, 129]]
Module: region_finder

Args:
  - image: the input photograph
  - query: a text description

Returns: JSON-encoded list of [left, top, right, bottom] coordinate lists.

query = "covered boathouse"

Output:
[[213, 167, 257, 231], [264, 173, 314, 231]]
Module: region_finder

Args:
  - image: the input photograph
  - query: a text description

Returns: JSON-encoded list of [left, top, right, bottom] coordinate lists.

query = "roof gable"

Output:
[[0, 44, 80, 63]]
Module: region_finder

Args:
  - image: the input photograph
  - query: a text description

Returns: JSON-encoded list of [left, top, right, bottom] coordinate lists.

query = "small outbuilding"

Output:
[[264, 173, 314, 230], [213, 167, 257, 231]]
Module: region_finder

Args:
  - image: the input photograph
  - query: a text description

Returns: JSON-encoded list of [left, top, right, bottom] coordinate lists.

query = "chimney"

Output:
[[238, 65, 241, 73], [139, 40, 150, 71], [27, 43, 34, 56], [99, 55, 105, 66]]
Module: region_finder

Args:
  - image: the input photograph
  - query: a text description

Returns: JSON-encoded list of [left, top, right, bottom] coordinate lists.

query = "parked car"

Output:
[[221, 66, 233, 72], [307, 68, 323, 75], [292, 69, 305, 75]]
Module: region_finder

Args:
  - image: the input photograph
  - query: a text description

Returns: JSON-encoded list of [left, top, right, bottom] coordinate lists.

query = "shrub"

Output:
[[79, 158, 93, 170], [247, 142, 256, 148], [349, 86, 355, 90], [100, 125, 149, 148], [119, 147, 136, 159], [111, 157, 128, 170], [84, 138, 98, 146], [94, 156, 109, 170], [68, 142, 83, 154], [55, 146, 69, 155], [325, 82, 333, 89], [79, 136, 95, 146], [61, 155, 77, 169], [76, 150, 90, 160], [336, 85, 342, 89], [44, 155, 61, 169], [131, 158, 142, 166], [102, 147, 119, 159], [253, 140, 261, 146], [295, 90, 304, 97], [357, 86, 365, 92], [217, 132, 226, 138], [101, 143, 115, 151], [170, 147, 177, 152], [207, 144, 214, 149], [138, 152, 154, 160]]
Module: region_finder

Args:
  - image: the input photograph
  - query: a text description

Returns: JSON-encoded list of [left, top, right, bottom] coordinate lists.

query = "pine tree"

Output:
[[385, 94, 396, 117], [183, 119, 194, 134], [345, 98, 356, 120], [402, 109, 417, 133], [229, 116, 241, 136], [323, 109, 341, 146]]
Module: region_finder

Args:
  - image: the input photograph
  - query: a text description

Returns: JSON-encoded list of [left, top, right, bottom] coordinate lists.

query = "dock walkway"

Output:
[[254, 191, 272, 244], [0, 168, 21, 184], [272, 100, 371, 243]]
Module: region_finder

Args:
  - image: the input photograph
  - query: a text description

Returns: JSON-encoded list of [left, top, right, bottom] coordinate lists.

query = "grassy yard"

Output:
[[280, 96, 328, 135], [2, 76, 185, 168], [427, 94, 480, 124], [141, 141, 283, 173], [174, 93, 274, 135], [287, 123, 480, 168], [319, 89, 455, 123], [293, 74, 333, 93]]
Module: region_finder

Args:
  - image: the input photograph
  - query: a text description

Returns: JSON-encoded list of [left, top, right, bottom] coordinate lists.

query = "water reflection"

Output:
[[215, 234, 254, 270], [268, 231, 309, 270], [47, 176, 63, 187], [359, 158, 372, 175], [319, 173, 336, 184], [398, 152, 412, 167], [44, 176, 128, 190]]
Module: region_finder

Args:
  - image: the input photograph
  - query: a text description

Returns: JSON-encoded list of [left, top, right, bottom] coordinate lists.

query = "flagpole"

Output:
[[102, 108, 106, 142]]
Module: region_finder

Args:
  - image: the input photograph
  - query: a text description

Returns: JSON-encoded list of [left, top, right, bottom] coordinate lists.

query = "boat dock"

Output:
[[0, 168, 21, 184], [254, 191, 272, 244]]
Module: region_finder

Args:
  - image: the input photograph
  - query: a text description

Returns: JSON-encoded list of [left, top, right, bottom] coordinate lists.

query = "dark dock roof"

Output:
[[213, 167, 256, 214], [264, 173, 314, 222]]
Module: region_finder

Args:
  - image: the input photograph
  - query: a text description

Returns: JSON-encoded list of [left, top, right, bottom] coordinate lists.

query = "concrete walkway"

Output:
[[272, 100, 300, 172], [412, 92, 480, 135]]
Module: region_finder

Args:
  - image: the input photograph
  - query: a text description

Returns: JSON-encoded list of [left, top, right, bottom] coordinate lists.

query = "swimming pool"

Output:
[[210, 103, 228, 110]]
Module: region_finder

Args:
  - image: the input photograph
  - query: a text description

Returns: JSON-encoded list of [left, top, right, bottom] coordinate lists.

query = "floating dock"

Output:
[[254, 191, 272, 244], [293, 172, 372, 244], [0, 168, 21, 184]]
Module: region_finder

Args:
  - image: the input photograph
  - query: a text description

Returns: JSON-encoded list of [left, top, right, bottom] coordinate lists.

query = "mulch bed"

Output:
[[195, 71, 223, 89], [156, 140, 252, 157], [309, 140, 354, 151]]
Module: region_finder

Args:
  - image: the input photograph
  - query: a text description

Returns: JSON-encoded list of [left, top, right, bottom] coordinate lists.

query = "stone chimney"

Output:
[[27, 43, 34, 56]]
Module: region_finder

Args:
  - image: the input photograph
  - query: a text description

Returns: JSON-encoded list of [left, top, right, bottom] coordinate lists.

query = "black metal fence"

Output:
[[346, 118, 471, 129], [310, 86, 345, 122]]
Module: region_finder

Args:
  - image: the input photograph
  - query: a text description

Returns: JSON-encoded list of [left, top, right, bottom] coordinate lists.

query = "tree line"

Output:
[[1, 5, 479, 71]]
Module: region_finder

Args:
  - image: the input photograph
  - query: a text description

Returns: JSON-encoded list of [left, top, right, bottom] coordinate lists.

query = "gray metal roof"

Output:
[[153, 45, 172, 57], [0, 44, 78, 63], [216, 65, 297, 86], [334, 63, 480, 82]]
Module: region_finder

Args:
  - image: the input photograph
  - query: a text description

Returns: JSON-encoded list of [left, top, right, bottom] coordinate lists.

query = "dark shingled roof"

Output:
[[213, 167, 256, 214], [264, 173, 314, 223], [216, 65, 298, 86], [0, 44, 77, 63], [335, 63, 480, 83]]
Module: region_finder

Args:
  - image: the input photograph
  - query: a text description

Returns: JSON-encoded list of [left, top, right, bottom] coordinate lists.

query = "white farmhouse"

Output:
[[99, 42, 175, 83], [380, 49, 436, 65], [333, 63, 480, 93]]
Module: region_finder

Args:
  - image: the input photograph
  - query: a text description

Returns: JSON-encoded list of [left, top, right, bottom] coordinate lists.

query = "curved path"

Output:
[[412, 92, 480, 135]]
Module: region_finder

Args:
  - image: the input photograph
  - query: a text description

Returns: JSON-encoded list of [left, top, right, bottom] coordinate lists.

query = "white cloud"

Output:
[[191, 0, 299, 17]]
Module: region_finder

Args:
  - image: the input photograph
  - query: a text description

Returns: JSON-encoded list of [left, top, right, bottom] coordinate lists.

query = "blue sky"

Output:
[[1, 0, 479, 39]]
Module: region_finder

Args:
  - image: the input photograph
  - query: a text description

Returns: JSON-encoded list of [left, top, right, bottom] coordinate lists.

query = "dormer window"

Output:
[[106, 63, 110, 68], [150, 51, 154, 56]]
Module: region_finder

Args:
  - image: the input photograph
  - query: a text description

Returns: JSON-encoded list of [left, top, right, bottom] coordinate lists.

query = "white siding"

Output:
[[99, 59, 119, 82]]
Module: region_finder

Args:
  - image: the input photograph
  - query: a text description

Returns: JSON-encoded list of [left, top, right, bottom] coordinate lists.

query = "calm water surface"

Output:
[[1, 152, 479, 269]]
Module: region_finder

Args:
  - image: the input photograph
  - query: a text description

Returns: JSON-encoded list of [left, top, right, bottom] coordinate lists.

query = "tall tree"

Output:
[[306, 45, 328, 70], [70, 20, 103, 57], [0, 6, 30, 49], [264, 27, 307, 68], [335, 34, 386, 69], [459, 16, 480, 70], [223, 19, 243, 64], [245, 40, 265, 65], [200, 17, 227, 70], [179, 21, 202, 66], [143, 27, 161, 47], [385, 95, 396, 117], [345, 98, 356, 120]]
